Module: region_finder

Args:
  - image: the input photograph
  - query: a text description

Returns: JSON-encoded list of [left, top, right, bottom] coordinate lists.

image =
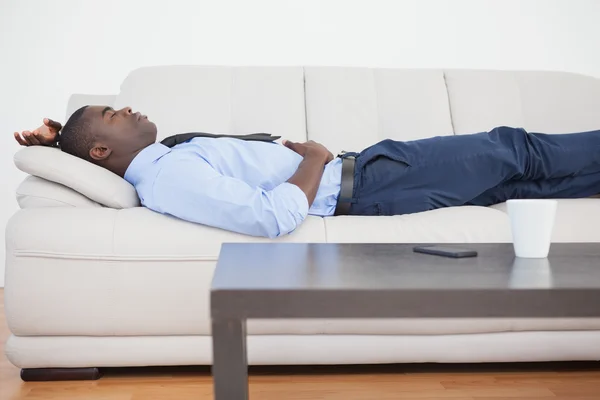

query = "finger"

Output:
[[284, 142, 300, 154], [45, 118, 62, 131], [22, 131, 35, 146], [14, 132, 28, 146], [28, 134, 41, 145]]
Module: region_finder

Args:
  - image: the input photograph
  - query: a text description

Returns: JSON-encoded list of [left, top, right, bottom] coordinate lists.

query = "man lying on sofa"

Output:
[[14, 106, 600, 238]]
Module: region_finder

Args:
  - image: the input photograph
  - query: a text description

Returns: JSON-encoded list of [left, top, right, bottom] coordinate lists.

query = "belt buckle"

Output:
[[338, 150, 356, 160]]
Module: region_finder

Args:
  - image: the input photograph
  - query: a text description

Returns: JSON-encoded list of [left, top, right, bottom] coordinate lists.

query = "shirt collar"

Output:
[[124, 143, 171, 186]]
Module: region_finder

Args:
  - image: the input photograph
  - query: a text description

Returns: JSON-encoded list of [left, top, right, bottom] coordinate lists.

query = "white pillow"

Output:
[[13, 146, 140, 209]]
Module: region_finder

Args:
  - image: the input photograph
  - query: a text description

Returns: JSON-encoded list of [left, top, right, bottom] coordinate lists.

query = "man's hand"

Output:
[[14, 118, 62, 147], [283, 140, 334, 164], [283, 139, 334, 208]]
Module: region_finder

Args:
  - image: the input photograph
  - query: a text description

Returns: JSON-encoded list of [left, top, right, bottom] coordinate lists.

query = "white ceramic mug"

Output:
[[506, 199, 557, 258]]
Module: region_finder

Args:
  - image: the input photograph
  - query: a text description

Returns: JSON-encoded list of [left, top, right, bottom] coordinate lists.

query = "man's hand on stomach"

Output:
[[282, 139, 334, 164], [282, 139, 333, 207]]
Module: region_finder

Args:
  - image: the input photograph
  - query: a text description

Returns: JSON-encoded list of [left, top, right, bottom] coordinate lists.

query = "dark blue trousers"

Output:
[[347, 126, 600, 216]]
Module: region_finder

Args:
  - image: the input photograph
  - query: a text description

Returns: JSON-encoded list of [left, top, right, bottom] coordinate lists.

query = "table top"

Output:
[[211, 243, 600, 319], [212, 243, 600, 291]]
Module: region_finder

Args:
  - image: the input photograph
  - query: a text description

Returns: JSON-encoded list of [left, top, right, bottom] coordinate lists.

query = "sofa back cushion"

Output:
[[114, 66, 307, 143], [305, 68, 600, 155], [304, 67, 454, 155], [445, 70, 600, 134]]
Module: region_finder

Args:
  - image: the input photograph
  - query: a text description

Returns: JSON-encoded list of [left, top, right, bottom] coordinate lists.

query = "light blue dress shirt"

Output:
[[124, 137, 342, 238]]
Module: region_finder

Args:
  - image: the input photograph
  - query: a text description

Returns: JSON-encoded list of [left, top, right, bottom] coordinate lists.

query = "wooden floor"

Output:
[[1, 288, 600, 400]]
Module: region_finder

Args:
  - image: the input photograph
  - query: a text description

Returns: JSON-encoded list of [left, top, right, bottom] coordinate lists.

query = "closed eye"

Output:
[[101, 106, 115, 118]]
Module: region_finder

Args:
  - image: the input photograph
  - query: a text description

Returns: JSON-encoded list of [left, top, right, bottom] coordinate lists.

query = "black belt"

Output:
[[334, 156, 356, 216]]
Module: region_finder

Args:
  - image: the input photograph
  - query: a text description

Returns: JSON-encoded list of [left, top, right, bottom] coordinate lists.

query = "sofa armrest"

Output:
[[16, 176, 102, 209]]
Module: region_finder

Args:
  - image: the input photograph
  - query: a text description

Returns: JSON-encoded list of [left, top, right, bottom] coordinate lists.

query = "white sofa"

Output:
[[5, 66, 600, 373]]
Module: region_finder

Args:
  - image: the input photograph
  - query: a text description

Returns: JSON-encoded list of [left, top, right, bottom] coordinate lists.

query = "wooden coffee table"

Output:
[[211, 243, 600, 400]]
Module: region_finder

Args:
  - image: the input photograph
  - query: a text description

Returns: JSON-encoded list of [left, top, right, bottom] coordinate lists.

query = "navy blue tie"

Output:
[[160, 132, 281, 147]]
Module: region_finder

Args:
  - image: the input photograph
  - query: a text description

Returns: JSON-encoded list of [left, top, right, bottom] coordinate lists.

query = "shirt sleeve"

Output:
[[150, 160, 309, 238]]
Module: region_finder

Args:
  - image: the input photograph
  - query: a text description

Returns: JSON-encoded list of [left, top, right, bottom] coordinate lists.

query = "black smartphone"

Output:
[[413, 245, 478, 258]]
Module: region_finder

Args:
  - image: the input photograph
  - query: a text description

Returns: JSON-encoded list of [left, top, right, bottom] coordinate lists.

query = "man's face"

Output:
[[86, 105, 158, 158]]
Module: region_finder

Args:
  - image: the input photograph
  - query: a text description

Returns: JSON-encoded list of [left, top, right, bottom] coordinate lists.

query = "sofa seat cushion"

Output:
[[7, 208, 600, 336], [5, 207, 326, 336], [324, 206, 512, 243], [10, 207, 599, 338], [14, 146, 139, 209], [491, 198, 600, 242], [6, 207, 327, 261]]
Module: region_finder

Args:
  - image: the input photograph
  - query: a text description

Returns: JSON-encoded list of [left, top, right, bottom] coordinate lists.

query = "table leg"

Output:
[[212, 318, 248, 400]]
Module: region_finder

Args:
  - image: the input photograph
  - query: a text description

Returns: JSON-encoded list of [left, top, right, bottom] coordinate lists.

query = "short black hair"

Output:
[[59, 105, 95, 162]]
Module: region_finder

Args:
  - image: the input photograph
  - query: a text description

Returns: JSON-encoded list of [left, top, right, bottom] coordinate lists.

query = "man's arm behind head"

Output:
[[14, 118, 62, 147]]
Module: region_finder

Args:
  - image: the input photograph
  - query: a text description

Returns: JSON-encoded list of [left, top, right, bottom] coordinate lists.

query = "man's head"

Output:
[[60, 105, 157, 177]]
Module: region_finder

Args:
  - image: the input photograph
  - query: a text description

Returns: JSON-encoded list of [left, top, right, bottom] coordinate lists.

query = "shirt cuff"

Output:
[[275, 182, 310, 220], [274, 182, 309, 231]]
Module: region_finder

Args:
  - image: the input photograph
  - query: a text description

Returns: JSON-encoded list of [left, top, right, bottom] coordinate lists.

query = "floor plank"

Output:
[[2, 288, 600, 399]]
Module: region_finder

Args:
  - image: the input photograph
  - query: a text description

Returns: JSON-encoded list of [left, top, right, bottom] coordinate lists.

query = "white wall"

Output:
[[1, 0, 599, 286]]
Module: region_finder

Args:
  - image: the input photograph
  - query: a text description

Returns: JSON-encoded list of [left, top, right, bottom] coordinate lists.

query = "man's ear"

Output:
[[89, 145, 112, 161]]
